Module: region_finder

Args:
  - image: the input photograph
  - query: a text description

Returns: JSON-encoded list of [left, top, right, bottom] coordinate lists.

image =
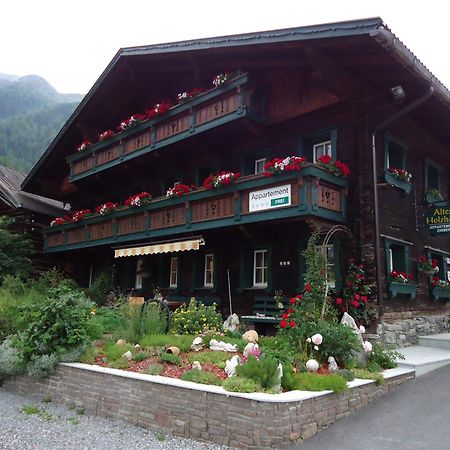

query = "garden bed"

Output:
[[2, 363, 414, 449]]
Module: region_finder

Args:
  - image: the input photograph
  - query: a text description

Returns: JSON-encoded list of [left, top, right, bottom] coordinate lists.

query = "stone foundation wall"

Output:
[[2, 363, 413, 449], [381, 312, 450, 347]]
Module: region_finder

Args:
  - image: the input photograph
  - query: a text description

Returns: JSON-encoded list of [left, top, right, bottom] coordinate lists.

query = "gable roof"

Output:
[[22, 17, 450, 196], [0, 165, 65, 216]]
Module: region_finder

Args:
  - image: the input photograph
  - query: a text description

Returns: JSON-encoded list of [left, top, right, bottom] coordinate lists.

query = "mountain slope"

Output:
[[0, 74, 82, 173]]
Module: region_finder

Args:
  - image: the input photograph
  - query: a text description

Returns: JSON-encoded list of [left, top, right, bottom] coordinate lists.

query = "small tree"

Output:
[[0, 216, 33, 284]]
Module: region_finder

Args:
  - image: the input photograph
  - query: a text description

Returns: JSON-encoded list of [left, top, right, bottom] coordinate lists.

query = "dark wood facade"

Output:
[[22, 18, 450, 321]]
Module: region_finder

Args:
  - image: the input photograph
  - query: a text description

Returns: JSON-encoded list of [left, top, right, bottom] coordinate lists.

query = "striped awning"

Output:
[[114, 238, 204, 258]]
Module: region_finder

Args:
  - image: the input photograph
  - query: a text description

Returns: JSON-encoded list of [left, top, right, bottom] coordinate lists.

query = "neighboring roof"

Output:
[[22, 17, 450, 194], [0, 165, 66, 216]]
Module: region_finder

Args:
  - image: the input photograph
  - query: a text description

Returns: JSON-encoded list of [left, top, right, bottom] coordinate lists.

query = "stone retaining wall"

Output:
[[2, 364, 414, 449], [381, 312, 449, 347]]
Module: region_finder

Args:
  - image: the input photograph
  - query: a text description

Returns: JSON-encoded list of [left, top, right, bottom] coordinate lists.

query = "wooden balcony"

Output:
[[44, 165, 348, 253], [67, 74, 260, 182]]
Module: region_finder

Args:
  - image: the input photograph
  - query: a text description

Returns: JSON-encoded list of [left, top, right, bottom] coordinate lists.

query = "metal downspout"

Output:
[[371, 86, 434, 340]]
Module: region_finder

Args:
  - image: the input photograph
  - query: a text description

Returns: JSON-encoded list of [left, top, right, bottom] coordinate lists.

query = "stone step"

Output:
[[396, 345, 450, 376], [418, 333, 450, 350]]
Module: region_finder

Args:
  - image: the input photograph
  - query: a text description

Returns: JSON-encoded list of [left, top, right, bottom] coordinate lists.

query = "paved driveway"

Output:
[[287, 365, 450, 450]]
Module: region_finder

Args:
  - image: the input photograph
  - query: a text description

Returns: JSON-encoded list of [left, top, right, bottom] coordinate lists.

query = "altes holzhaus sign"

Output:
[[425, 205, 450, 235]]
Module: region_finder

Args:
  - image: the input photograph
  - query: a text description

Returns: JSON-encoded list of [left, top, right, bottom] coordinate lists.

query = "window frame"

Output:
[[254, 158, 267, 174], [135, 257, 144, 289], [298, 128, 338, 162], [425, 247, 450, 283], [253, 249, 268, 288], [204, 253, 215, 288], [312, 140, 332, 163], [383, 236, 412, 276], [424, 159, 443, 192], [384, 134, 408, 171], [169, 256, 178, 288]]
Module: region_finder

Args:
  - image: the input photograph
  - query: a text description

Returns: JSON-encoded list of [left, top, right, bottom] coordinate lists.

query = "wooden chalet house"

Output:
[[23, 18, 450, 338], [0, 165, 66, 272]]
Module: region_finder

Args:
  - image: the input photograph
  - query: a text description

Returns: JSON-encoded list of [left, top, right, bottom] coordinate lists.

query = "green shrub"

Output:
[[18, 288, 94, 363], [281, 363, 298, 391], [26, 354, 58, 379], [222, 377, 263, 393], [352, 368, 384, 385], [78, 345, 100, 364], [172, 299, 222, 335], [103, 341, 134, 362], [259, 336, 294, 364], [85, 265, 114, 305], [290, 372, 348, 393], [108, 357, 130, 369], [181, 369, 222, 385], [140, 334, 193, 352], [335, 369, 355, 382], [141, 303, 167, 335], [368, 343, 403, 370], [133, 352, 150, 362], [187, 351, 230, 365], [91, 307, 128, 339], [236, 356, 280, 389], [145, 364, 164, 375], [0, 337, 23, 381], [160, 353, 181, 365]]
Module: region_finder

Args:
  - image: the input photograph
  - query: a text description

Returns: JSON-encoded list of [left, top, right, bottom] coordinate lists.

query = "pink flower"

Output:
[[311, 333, 323, 345], [363, 341, 373, 353]]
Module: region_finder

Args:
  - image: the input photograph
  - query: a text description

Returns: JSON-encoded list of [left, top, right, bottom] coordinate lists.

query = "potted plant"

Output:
[[388, 270, 417, 298], [166, 183, 196, 198], [124, 192, 152, 207], [264, 156, 307, 176], [95, 202, 119, 216], [385, 167, 412, 193], [202, 171, 240, 190], [317, 155, 351, 177], [431, 276, 450, 300], [425, 188, 444, 204], [417, 256, 439, 276]]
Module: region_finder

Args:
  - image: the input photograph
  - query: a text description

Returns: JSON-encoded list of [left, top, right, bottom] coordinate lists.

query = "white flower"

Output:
[[363, 341, 373, 353], [314, 345, 319, 351], [359, 325, 366, 334], [311, 333, 323, 346], [306, 338, 312, 343], [277, 302, 283, 309]]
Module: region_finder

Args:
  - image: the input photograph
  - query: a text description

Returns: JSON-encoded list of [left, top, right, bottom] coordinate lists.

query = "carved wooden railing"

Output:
[[44, 166, 348, 252], [67, 74, 256, 182]]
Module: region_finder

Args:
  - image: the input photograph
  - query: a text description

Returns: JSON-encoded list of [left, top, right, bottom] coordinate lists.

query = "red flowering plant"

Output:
[[98, 129, 115, 142], [118, 113, 147, 132], [50, 215, 72, 227], [146, 101, 172, 120], [95, 202, 119, 216], [264, 156, 307, 176], [417, 256, 439, 274], [317, 155, 350, 177], [212, 72, 237, 87], [124, 192, 151, 207], [335, 260, 375, 325], [176, 88, 207, 104], [387, 167, 412, 183], [431, 276, 450, 290], [71, 209, 92, 222], [76, 140, 93, 152], [202, 171, 240, 190], [166, 183, 196, 198], [390, 270, 414, 284]]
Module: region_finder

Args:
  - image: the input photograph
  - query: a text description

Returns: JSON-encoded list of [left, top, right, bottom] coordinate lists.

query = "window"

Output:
[[315, 244, 336, 288], [255, 158, 266, 174], [135, 258, 144, 289], [253, 249, 268, 287], [204, 254, 214, 287], [385, 138, 406, 170], [427, 251, 450, 283], [169, 257, 178, 288], [384, 237, 412, 275], [425, 160, 442, 193], [313, 141, 332, 163]]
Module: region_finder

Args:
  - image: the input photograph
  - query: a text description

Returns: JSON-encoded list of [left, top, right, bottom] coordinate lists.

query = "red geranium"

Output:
[[289, 321, 296, 328], [336, 297, 343, 305], [202, 171, 240, 190], [304, 283, 312, 292], [146, 100, 172, 120], [76, 140, 92, 152], [280, 320, 288, 329], [125, 192, 152, 207], [317, 155, 350, 177], [264, 156, 307, 176]]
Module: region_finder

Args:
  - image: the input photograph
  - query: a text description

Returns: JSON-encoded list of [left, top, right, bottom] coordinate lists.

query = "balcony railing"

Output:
[[67, 74, 260, 182], [44, 165, 348, 253]]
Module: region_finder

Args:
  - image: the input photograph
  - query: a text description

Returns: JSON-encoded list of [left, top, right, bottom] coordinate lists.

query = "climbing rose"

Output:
[[351, 300, 359, 308], [304, 283, 312, 292], [354, 294, 360, 301], [282, 313, 290, 320], [362, 296, 368, 302], [280, 320, 288, 328], [289, 321, 296, 328], [289, 297, 297, 304], [336, 297, 343, 305]]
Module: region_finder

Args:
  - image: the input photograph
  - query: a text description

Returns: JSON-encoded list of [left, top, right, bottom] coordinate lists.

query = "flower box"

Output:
[[432, 287, 450, 301], [388, 281, 417, 299], [425, 192, 445, 205], [384, 171, 412, 194]]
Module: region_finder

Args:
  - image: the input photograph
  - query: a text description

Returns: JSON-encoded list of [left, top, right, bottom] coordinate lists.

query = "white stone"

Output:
[[242, 330, 259, 343], [192, 361, 202, 370], [191, 337, 204, 352], [273, 363, 283, 392], [306, 359, 319, 373], [134, 344, 142, 351], [209, 339, 237, 352], [223, 313, 240, 332], [122, 351, 133, 360], [225, 355, 241, 377], [116, 339, 126, 346], [341, 312, 364, 344], [328, 356, 338, 372]]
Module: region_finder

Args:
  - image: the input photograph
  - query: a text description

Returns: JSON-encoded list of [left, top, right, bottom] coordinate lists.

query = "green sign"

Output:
[[271, 196, 289, 207], [425, 204, 450, 235]]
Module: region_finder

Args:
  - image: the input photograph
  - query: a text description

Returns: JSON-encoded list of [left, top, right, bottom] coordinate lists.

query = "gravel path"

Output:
[[0, 388, 235, 450]]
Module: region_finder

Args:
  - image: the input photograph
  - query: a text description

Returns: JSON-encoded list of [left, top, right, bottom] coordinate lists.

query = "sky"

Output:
[[1, 1, 449, 94]]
